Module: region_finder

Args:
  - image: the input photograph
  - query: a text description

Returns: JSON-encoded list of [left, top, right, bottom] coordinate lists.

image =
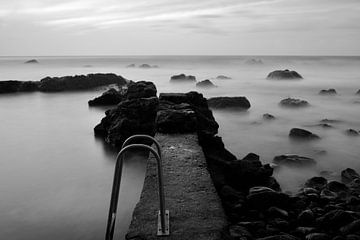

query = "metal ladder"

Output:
[[105, 135, 170, 240]]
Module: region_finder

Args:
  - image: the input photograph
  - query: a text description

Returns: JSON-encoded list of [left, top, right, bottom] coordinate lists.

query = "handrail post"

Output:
[[105, 137, 170, 240]]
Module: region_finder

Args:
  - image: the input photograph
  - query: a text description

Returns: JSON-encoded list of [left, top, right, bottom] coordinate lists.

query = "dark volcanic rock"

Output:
[[247, 186, 290, 209], [289, 128, 320, 140], [280, 98, 309, 107], [24, 59, 39, 64], [298, 209, 315, 226], [267, 69, 303, 80], [263, 113, 276, 120], [340, 220, 360, 235], [273, 154, 316, 167], [356, 89, 360, 95], [305, 177, 327, 190], [126, 81, 157, 100], [345, 129, 359, 136], [170, 74, 196, 82], [305, 233, 331, 240], [207, 96, 251, 109], [0, 80, 39, 93], [257, 234, 299, 240], [39, 73, 127, 92], [139, 64, 152, 68], [316, 210, 356, 229], [216, 75, 231, 80], [341, 168, 360, 184], [88, 88, 123, 106], [327, 181, 349, 193], [196, 80, 216, 88], [319, 89, 337, 95], [94, 97, 159, 147]]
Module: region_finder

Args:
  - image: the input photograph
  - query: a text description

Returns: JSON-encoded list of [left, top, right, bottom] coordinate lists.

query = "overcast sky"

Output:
[[0, 0, 360, 56]]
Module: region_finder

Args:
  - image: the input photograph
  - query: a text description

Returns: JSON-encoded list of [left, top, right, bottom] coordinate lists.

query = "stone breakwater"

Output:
[[94, 81, 360, 240]]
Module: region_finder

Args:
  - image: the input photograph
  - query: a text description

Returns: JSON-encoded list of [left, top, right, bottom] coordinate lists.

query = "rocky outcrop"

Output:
[[196, 79, 216, 88], [24, 59, 39, 64], [267, 69, 303, 80], [0, 80, 39, 93], [216, 75, 231, 80], [289, 128, 320, 140], [280, 98, 309, 107], [319, 89, 337, 95], [126, 81, 157, 100], [170, 74, 196, 82], [273, 154, 316, 167], [207, 97, 251, 109], [88, 88, 123, 106]]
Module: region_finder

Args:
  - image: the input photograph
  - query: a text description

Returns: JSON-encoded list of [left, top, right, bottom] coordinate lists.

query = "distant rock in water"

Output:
[[170, 74, 196, 82], [345, 129, 359, 136], [245, 58, 263, 65], [83, 65, 93, 68], [139, 64, 152, 68], [216, 75, 231, 80], [0, 80, 37, 93], [356, 89, 360, 95], [273, 154, 316, 167], [267, 69, 303, 80], [88, 88, 123, 106], [289, 128, 320, 140], [196, 80, 216, 88], [280, 98, 309, 107], [24, 59, 39, 64], [207, 96, 251, 110], [263, 113, 275, 120], [319, 89, 337, 95], [320, 118, 342, 124], [126, 64, 136, 68]]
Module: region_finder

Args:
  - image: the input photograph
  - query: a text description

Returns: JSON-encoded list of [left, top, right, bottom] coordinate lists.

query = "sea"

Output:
[[0, 55, 359, 239]]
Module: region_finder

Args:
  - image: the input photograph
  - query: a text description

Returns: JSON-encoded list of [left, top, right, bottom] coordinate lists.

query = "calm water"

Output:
[[0, 55, 360, 239]]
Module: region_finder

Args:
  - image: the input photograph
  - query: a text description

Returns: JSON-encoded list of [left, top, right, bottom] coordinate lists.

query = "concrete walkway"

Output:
[[126, 134, 227, 240]]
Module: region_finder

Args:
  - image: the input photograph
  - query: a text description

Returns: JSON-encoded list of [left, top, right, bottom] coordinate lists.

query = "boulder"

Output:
[[94, 97, 159, 147], [316, 210, 356, 229], [298, 210, 315, 226], [216, 75, 231, 80], [341, 168, 360, 184], [289, 128, 320, 140], [247, 186, 290, 209], [196, 79, 216, 88], [319, 89, 337, 95], [327, 181, 349, 193], [267, 69, 303, 80], [126, 81, 157, 100], [207, 96, 251, 109], [280, 98, 309, 107], [88, 88, 123, 106], [257, 234, 299, 240], [170, 74, 196, 82], [305, 177, 327, 190], [340, 220, 360, 235], [263, 113, 276, 120], [345, 129, 359, 136], [24, 59, 39, 64], [305, 233, 331, 240], [273, 154, 316, 167]]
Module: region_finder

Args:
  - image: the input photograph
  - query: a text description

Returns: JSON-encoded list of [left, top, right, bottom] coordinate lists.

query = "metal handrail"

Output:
[[105, 136, 169, 240], [121, 134, 162, 159]]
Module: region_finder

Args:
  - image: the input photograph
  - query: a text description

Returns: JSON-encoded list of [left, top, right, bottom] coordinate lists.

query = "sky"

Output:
[[0, 0, 360, 56]]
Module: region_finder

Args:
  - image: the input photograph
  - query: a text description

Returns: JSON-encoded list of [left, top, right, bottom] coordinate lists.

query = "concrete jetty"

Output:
[[126, 133, 227, 240]]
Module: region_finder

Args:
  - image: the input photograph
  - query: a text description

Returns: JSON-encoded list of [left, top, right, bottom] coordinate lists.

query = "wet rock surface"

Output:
[[273, 154, 316, 167], [267, 69, 303, 80], [207, 96, 251, 109]]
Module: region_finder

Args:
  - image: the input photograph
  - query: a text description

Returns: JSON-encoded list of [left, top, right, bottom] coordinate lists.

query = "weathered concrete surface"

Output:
[[126, 134, 227, 240]]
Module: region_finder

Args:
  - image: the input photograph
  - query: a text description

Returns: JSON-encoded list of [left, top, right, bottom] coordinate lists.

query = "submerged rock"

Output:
[[341, 168, 360, 184], [280, 98, 309, 107], [273, 154, 316, 167], [289, 128, 320, 140], [126, 63, 136, 68], [24, 59, 39, 64], [170, 74, 196, 82], [139, 63, 152, 68], [88, 88, 123, 106], [345, 129, 359, 136], [216, 75, 231, 80], [356, 89, 360, 95], [245, 58, 263, 65], [207, 96, 251, 109], [196, 79, 216, 88], [263, 113, 276, 120], [319, 88, 337, 95], [305, 177, 327, 190], [267, 69, 303, 80], [320, 119, 342, 124]]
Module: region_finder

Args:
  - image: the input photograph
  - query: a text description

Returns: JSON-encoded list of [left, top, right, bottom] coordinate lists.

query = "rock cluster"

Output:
[[207, 96, 251, 109], [319, 89, 337, 95], [196, 79, 216, 88], [280, 98, 309, 108], [170, 74, 196, 82], [267, 69, 303, 80]]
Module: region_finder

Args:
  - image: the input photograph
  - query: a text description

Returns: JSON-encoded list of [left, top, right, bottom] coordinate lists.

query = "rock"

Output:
[[207, 97, 251, 109], [340, 220, 360, 235], [320, 119, 342, 124], [39, 73, 127, 92], [220, 185, 245, 203], [280, 98, 309, 107], [317, 210, 356, 229], [267, 206, 289, 218], [298, 210, 315, 226], [216, 75, 231, 80], [138, 64, 152, 68], [263, 113, 275, 120], [228, 224, 253, 239], [196, 79, 216, 88], [294, 227, 317, 236], [257, 234, 299, 240], [94, 97, 159, 147], [327, 181, 349, 193], [273, 154, 316, 167], [356, 89, 360, 95], [319, 89, 337, 95], [170, 74, 196, 82], [289, 128, 320, 140], [320, 189, 337, 200], [126, 64, 136, 68], [83, 64, 92, 68], [305, 177, 327, 191], [318, 123, 333, 128], [24, 59, 39, 64], [88, 88, 123, 106], [126, 81, 157, 100], [341, 168, 360, 184], [345, 129, 359, 136], [247, 186, 290, 209], [245, 58, 263, 65], [305, 233, 331, 240], [346, 235, 360, 240], [267, 69, 303, 80]]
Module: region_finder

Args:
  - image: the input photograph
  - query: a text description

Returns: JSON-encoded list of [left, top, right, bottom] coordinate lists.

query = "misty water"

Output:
[[0, 56, 360, 239]]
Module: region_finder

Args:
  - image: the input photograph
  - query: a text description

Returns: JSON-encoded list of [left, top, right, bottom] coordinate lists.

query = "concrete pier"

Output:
[[126, 134, 227, 240]]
